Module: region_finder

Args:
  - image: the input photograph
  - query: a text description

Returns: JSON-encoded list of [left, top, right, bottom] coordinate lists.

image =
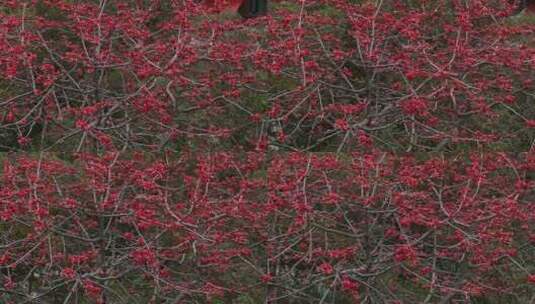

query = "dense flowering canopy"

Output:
[[0, 0, 534, 303]]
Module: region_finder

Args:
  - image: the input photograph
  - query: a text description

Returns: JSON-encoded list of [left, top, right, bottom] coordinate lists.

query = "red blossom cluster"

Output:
[[0, 0, 534, 303]]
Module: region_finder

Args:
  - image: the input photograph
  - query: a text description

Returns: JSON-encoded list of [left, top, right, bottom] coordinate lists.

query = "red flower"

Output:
[[401, 98, 428, 116], [4, 278, 15, 290], [334, 119, 350, 131], [131, 248, 157, 266], [17, 136, 31, 146], [61, 267, 76, 280], [341, 277, 359, 291], [63, 198, 78, 209], [83, 280, 102, 298], [358, 130, 373, 147], [75, 119, 91, 131], [0, 253, 10, 266], [260, 274, 273, 283], [317, 262, 334, 275], [405, 70, 425, 80], [394, 245, 419, 265], [4, 111, 15, 123]]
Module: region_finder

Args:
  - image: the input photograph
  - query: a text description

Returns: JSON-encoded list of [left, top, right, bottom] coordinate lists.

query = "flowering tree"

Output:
[[0, 0, 534, 303]]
